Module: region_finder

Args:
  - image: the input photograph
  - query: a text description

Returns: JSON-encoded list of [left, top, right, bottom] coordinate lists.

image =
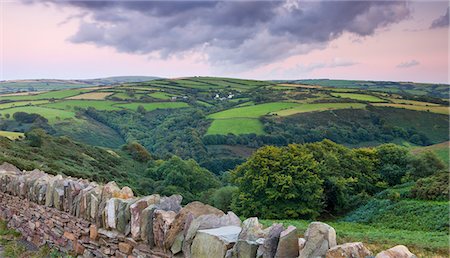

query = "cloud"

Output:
[[430, 7, 449, 29], [30, 0, 411, 69], [397, 60, 420, 68]]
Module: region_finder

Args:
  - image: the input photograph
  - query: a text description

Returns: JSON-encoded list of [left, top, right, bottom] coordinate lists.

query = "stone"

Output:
[[153, 210, 177, 249], [326, 242, 372, 258], [256, 223, 284, 258], [89, 225, 98, 240], [105, 198, 120, 229], [116, 199, 136, 235], [170, 232, 184, 254], [164, 201, 224, 250], [240, 217, 264, 241], [140, 204, 158, 245], [73, 241, 85, 254], [63, 231, 76, 241], [299, 222, 336, 258], [299, 238, 306, 251], [118, 242, 134, 255], [159, 194, 183, 212], [375, 245, 417, 258], [274, 226, 299, 258], [191, 226, 242, 258], [234, 240, 259, 258], [130, 198, 149, 239], [183, 212, 242, 257], [113, 186, 134, 199]]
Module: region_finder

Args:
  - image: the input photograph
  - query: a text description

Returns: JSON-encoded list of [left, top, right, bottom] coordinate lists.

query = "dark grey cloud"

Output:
[[397, 60, 419, 68], [430, 7, 449, 29], [32, 0, 411, 68]]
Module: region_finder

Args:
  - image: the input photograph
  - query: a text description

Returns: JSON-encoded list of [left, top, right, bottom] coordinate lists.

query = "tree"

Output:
[[25, 129, 46, 147], [231, 145, 324, 219], [210, 186, 238, 212], [409, 151, 446, 180], [124, 141, 153, 162], [375, 144, 412, 186]]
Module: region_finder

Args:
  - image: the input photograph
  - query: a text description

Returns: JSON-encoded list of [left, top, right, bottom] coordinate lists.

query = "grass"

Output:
[[260, 219, 448, 257], [116, 102, 189, 111], [0, 89, 89, 101], [42, 100, 122, 111], [411, 141, 449, 164], [67, 92, 113, 100], [0, 131, 24, 140], [149, 92, 174, 100], [389, 98, 440, 106], [331, 93, 385, 102], [0, 100, 49, 110], [208, 102, 299, 119], [206, 118, 265, 135], [373, 103, 449, 115], [0, 106, 76, 122], [271, 103, 366, 116], [110, 92, 146, 100]]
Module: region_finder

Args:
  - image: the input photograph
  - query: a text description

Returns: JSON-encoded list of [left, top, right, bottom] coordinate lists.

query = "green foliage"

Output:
[[411, 171, 449, 201], [25, 128, 46, 147], [341, 199, 449, 232], [231, 144, 324, 219], [408, 151, 446, 180], [210, 186, 239, 212], [375, 144, 412, 186], [231, 140, 385, 219], [124, 141, 153, 162], [145, 156, 221, 203]]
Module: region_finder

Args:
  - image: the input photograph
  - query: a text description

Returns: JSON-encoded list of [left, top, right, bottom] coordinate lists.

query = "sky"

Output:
[[1, 0, 449, 83]]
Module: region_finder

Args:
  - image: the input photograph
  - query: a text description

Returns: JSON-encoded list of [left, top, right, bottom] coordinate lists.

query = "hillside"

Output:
[[0, 76, 159, 94], [0, 76, 447, 174]]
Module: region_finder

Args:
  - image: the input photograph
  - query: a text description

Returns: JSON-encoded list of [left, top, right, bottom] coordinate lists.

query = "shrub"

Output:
[[210, 186, 238, 212], [124, 141, 153, 162], [411, 171, 449, 201]]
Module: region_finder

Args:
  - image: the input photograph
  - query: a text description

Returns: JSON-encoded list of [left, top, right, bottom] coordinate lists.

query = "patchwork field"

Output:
[[372, 103, 449, 115], [330, 93, 385, 102], [0, 100, 49, 109], [0, 131, 24, 140], [115, 102, 189, 111], [207, 118, 265, 135], [149, 92, 174, 100], [43, 100, 122, 111], [67, 92, 113, 100], [208, 102, 299, 119], [0, 89, 90, 101], [271, 103, 366, 116], [0, 106, 76, 122]]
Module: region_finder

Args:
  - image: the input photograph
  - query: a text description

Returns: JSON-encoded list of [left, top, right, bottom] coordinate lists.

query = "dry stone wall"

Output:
[[0, 163, 417, 258]]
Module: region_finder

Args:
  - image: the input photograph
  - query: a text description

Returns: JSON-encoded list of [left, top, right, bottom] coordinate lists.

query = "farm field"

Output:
[[0, 130, 24, 140], [271, 103, 366, 116], [67, 92, 113, 100], [149, 92, 174, 100], [115, 102, 189, 111], [0, 89, 90, 101], [207, 118, 264, 135], [0, 100, 49, 109], [330, 93, 385, 102], [0, 106, 75, 122], [372, 103, 449, 115], [42, 100, 122, 111], [208, 102, 299, 119]]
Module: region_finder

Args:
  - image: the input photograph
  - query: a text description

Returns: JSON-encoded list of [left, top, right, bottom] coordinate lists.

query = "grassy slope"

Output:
[[0, 100, 49, 109], [0, 131, 24, 140], [207, 118, 265, 135], [411, 141, 449, 164], [43, 100, 123, 111], [0, 106, 76, 122], [272, 103, 366, 116], [0, 89, 89, 101], [331, 93, 385, 102], [116, 102, 189, 111], [373, 103, 449, 115], [208, 102, 299, 119]]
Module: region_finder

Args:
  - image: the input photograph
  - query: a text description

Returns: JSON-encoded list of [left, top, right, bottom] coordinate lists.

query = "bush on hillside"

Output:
[[124, 141, 153, 162], [209, 186, 238, 212], [375, 144, 412, 186], [411, 171, 449, 201], [408, 151, 446, 180]]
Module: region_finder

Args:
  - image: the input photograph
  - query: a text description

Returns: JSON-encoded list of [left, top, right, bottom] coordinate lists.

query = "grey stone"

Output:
[[299, 222, 336, 258], [191, 226, 241, 258], [274, 226, 299, 258]]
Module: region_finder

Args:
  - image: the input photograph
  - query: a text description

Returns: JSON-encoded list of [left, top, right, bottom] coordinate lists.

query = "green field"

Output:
[[0, 106, 75, 122], [116, 102, 189, 111], [149, 92, 174, 100], [43, 100, 122, 111], [207, 118, 264, 135], [0, 131, 24, 140], [110, 92, 146, 100], [373, 103, 449, 115], [0, 100, 49, 109], [331, 93, 385, 102], [0, 89, 89, 101], [260, 219, 448, 256], [272, 103, 366, 116], [208, 102, 299, 119], [412, 141, 449, 164]]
